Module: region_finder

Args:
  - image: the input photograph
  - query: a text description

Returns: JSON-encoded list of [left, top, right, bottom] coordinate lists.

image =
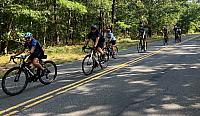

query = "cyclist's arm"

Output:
[[84, 38, 90, 47], [94, 37, 99, 47], [30, 47, 36, 54], [13, 48, 25, 57]]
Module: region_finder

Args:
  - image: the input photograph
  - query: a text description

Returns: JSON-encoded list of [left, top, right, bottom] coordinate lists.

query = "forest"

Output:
[[0, 0, 200, 54]]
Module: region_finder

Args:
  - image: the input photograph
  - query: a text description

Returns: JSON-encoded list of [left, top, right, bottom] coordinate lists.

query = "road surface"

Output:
[[0, 34, 200, 116]]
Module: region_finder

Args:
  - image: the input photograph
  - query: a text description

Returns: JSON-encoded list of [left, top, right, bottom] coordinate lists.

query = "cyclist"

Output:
[[174, 25, 181, 42], [106, 28, 117, 58], [138, 22, 147, 50], [162, 26, 169, 45], [83, 25, 105, 59], [11, 32, 47, 75]]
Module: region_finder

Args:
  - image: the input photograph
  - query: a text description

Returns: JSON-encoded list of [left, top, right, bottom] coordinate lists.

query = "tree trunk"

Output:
[[111, 0, 116, 32]]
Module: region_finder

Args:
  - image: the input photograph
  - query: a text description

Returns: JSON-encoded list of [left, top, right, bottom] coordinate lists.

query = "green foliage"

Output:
[[0, 0, 200, 54], [57, 0, 87, 14]]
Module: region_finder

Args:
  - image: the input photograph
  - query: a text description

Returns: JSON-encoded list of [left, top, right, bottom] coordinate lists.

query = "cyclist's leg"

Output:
[[111, 40, 115, 50], [32, 57, 44, 70], [96, 41, 105, 56]]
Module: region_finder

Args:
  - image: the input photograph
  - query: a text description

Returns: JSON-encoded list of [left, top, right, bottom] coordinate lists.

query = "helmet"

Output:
[[91, 25, 97, 30], [24, 32, 32, 38]]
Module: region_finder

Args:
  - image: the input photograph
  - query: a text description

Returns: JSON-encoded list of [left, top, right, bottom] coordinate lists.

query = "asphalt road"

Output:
[[0, 34, 200, 116]]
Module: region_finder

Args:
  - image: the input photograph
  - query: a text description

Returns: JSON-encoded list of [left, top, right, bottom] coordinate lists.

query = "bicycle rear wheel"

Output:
[[100, 53, 109, 69], [103, 47, 110, 60], [137, 42, 142, 53], [2, 67, 28, 96], [144, 41, 147, 52], [39, 61, 57, 85], [112, 46, 118, 58], [82, 55, 95, 75]]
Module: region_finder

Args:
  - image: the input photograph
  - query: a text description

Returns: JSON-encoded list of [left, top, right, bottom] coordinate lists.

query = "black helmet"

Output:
[[91, 25, 97, 30]]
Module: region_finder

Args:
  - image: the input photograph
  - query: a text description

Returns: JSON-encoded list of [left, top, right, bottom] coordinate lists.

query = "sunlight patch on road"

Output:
[[60, 106, 110, 116], [29, 113, 50, 116], [69, 83, 94, 95], [161, 103, 185, 110], [191, 103, 200, 109], [129, 66, 156, 73], [162, 95, 177, 101], [144, 108, 159, 113], [129, 80, 156, 86]]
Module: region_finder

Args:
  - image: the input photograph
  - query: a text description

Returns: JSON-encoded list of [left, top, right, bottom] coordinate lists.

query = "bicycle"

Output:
[[103, 42, 118, 59], [137, 36, 147, 53], [82, 46, 109, 75], [1, 55, 57, 96], [163, 35, 169, 46], [175, 34, 181, 43]]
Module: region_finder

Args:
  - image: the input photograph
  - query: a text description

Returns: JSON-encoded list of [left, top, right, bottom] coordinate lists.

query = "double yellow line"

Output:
[[1, 35, 199, 116]]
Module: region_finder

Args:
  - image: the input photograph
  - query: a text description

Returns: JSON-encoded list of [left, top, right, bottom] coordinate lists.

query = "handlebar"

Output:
[[82, 46, 95, 53], [10, 55, 30, 64]]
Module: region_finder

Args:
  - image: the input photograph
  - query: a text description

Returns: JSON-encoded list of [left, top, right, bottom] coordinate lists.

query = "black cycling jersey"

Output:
[[87, 31, 105, 48], [87, 31, 104, 43]]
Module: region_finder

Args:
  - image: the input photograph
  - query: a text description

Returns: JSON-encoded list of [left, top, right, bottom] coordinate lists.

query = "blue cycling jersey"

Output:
[[106, 32, 116, 41], [24, 38, 43, 55]]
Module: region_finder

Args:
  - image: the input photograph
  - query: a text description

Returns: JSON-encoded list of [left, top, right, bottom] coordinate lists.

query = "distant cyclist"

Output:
[[138, 22, 147, 50], [174, 25, 181, 43], [162, 26, 169, 45], [11, 32, 47, 75], [83, 25, 105, 59], [106, 28, 117, 58]]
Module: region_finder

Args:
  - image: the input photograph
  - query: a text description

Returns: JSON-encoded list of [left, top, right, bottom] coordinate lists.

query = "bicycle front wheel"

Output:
[[82, 55, 95, 75], [39, 61, 57, 85], [2, 67, 28, 96]]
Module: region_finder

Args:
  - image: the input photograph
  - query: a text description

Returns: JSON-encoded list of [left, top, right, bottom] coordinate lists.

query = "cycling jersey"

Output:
[[87, 31, 105, 48], [24, 38, 44, 57], [106, 32, 116, 41], [174, 27, 181, 35]]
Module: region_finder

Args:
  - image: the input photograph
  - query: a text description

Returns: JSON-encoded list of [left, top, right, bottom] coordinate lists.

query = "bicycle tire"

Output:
[[2, 67, 28, 96], [82, 55, 95, 75], [112, 46, 118, 58], [99, 53, 109, 69], [39, 61, 57, 85], [137, 42, 142, 53]]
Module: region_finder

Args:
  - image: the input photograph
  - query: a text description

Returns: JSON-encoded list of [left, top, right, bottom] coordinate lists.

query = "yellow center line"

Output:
[[0, 35, 199, 115]]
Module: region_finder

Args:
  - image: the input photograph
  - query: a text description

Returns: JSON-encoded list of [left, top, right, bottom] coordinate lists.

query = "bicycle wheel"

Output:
[[82, 55, 95, 75], [2, 67, 28, 96], [112, 46, 118, 58], [103, 48, 110, 60], [137, 42, 142, 53], [100, 53, 109, 69], [144, 41, 147, 52], [39, 61, 57, 85]]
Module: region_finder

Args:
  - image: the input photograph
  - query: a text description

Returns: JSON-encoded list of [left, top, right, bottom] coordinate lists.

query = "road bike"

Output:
[[137, 37, 147, 53], [175, 34, 181, 43], [103, 42, 118, 59], [1, 55, 57, 96], [163, 35, 169, 46], [82, 47, 109, 75]]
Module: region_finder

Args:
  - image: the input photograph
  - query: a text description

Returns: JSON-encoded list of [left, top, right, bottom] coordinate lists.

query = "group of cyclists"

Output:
[[162, 24, 182, 45], [9, 23, 182, 83]]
